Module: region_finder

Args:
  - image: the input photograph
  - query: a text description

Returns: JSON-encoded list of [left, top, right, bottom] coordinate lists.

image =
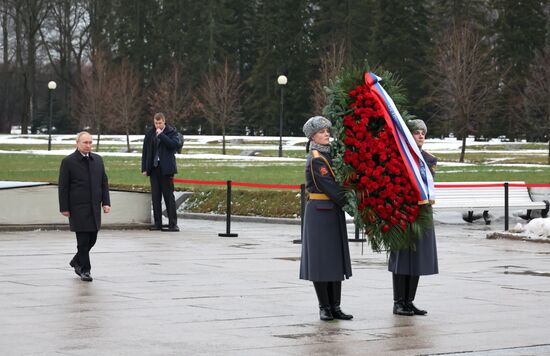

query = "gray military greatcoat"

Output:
[[388, 150, 439, 276], [300, 150, 352, 281]]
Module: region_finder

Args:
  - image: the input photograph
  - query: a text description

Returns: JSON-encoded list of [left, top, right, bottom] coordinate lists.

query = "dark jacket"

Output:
[[141, 125, 181, 176], [300, 149, 352, 282], [388, 150, 439, 276], [58, 150, 110, 232]]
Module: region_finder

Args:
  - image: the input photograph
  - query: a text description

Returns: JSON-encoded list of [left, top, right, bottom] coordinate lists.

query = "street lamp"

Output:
[[47, 81, 57, 151], [277, 74, 287, 157]]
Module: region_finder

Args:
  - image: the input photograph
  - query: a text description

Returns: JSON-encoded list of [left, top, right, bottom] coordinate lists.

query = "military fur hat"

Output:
[[303, 116, 332, 138], [407, 119, 427, 134]]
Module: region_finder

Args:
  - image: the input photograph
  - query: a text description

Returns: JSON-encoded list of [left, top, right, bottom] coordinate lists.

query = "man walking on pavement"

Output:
[[141, 112, 182, 232], [59, 131, 111, 282]]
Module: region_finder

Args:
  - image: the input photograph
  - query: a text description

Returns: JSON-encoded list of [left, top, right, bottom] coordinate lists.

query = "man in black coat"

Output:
[[59, 131, 110, 282], [141, 112, 182, 232]]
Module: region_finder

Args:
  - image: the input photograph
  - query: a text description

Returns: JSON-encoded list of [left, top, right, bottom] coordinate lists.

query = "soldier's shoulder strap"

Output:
[[310, 150, 335, 177]]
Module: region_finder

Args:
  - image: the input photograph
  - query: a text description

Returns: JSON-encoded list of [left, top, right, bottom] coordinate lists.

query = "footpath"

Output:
[[1, 219, 550, 355]]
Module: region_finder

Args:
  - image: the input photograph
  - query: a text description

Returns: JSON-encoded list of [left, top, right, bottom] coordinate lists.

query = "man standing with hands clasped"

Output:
[[59, 131, 110, 282], [141, 112, 182, 232]]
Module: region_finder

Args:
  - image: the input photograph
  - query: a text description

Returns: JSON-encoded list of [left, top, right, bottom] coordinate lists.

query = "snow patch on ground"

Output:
[[509, 217, 550, 240]]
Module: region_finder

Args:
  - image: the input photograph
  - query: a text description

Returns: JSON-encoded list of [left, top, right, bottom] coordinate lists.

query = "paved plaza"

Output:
[[1, 217, 550, 355]]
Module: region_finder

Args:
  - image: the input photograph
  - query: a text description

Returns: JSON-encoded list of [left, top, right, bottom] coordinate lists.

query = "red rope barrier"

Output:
[[172, 178, 300, 190], [231, 181, 301, 189], [172, 178, 227, 186], [173, 178, 550, 190], [509, 183, 550, 188], [435, 183, 504, 188], [436, 183, 550, 188]]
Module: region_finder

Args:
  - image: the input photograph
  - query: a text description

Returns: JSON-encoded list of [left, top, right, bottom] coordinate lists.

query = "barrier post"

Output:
[[293, 184, 305, 244], [348, 223, 366, 242], [219, 180, 238, 237], [504, 182, 509, 231]]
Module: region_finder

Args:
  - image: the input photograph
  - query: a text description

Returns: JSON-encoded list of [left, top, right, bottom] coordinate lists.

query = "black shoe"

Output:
[[162, 226, 180, 232], [80, 272, 93, 282], [69, 259, 82, 276], [407, 302, 427, 315], [393, 301, 414, 316], [319, 306, 334, 321], [149, 225, 162, 231], [331, 306, 353, 320]]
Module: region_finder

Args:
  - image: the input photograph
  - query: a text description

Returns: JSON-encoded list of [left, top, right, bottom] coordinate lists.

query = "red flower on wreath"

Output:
[[337, 80, 422, 240]]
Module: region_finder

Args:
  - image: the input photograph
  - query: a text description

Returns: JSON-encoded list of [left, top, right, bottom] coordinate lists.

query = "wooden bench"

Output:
[[433, 182, 549, 224]]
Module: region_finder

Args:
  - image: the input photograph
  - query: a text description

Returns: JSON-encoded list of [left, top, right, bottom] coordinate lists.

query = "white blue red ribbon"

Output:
[[364, 72, 436, 204]]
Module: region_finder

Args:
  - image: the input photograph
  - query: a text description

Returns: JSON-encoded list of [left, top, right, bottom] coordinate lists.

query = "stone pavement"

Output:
[[1, 219, 550, 356]]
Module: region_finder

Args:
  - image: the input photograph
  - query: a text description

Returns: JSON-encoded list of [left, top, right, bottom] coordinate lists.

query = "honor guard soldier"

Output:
[[299, 116, 353, 321]]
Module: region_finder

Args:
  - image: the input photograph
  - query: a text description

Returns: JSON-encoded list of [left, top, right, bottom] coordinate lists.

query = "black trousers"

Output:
[[392, 273, 420, 303], [74, 231, 98, 273], [150, 166, 177, 228], [313, 281, 342, 307]]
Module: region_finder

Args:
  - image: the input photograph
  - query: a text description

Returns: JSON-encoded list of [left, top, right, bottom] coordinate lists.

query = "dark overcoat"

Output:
[[300, 149, 352, 282], [58, 150, 110, 232], [388, 150, 439, 276], [141, 125, 181, 176]]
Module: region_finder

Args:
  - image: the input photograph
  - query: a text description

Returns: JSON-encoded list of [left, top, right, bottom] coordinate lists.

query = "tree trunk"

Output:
[[459, 136, 466, 163], [222, 126, 226, 155], [126, 128, 131, 152], [2, 7, 8, 65], [96, 130, 101, 152]]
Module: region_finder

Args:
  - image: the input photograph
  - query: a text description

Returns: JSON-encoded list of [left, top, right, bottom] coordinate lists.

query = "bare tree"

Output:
[[523, 46, 550, 164], [1, 0, 9, 65], [429, 23, 499, 162], [12, 0, 49, 134], [147, 61, 191, 130], [0, 0, 18, 132], [39, 0, 91, 106], [76, 50, 109, 151], [106, 59, 141, 152], [311, 41, 346, 114], [196, 60, 242, 155]]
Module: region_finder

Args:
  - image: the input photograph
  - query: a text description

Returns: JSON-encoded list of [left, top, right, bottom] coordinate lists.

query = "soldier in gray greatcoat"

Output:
[[300, 116, 353, 321], [388, 119, 439, 316]]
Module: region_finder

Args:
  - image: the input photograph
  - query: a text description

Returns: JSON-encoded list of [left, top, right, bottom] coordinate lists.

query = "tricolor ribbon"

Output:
[[364, 72, 436, 204]]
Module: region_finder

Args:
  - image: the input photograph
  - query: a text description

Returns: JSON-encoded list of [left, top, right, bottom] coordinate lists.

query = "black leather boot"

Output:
[[406, 275, 427, 315], [328, 281, 353, 320], [393, 274, 413, 316], [314, 282, 333, 321], [393, 301, 413, 316], [319, 306, 334, 321]]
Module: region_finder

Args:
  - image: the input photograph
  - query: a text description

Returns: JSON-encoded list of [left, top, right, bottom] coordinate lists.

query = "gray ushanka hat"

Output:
[[407, 119, 427, 134], [303, 116, 332, 139]]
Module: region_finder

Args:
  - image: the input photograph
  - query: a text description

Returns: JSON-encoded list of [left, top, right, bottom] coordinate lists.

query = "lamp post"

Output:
[[277, 74, 287, 157], [47, 81, 57, 151]]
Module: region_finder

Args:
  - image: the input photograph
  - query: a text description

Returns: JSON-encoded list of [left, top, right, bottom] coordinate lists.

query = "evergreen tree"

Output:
[[369, 0, 432, 121], [310, 0, 374, 66], [490, 0, 546, 139], [246, 0, 314, 136]]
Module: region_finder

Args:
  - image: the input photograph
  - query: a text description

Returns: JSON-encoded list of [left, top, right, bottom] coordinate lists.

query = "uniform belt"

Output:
[[308, 193, 330, 200]]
